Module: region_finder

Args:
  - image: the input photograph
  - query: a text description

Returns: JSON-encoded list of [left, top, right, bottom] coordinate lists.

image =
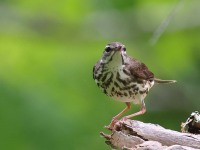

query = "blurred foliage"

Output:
[[0, 0, 200, 149]]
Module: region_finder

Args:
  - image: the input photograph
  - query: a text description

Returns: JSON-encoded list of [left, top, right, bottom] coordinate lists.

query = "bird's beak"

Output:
[[115, 46, 123, 56], [112, 46, 123, 57], [117, 46, 122, 51]]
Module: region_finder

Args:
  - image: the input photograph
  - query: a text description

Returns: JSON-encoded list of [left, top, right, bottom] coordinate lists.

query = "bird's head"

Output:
[[100, 42, 127, 65]]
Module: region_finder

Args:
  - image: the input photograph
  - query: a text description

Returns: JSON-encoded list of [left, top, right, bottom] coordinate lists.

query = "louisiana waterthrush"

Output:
[[93, 42, 176, 128]]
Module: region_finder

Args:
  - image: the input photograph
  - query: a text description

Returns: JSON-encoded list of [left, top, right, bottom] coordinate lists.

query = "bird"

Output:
[[93, 42, 176, 128]]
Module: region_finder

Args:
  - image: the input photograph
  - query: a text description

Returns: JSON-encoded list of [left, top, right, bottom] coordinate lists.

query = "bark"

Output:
[[100, 120, 200, 150]]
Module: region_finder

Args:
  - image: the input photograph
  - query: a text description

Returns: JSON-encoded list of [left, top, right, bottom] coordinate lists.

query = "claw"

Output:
[[105, 118, 118, 130], [121, 116, 128, 122]]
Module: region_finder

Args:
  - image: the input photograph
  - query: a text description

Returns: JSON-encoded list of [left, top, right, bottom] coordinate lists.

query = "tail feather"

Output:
[[154, 78, 176, 84]]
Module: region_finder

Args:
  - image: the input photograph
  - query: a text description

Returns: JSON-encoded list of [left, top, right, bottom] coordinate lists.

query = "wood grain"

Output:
[[101, 120, 200, 150]]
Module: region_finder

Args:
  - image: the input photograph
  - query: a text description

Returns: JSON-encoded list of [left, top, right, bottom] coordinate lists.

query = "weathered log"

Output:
[[100, 120, 200, 150]]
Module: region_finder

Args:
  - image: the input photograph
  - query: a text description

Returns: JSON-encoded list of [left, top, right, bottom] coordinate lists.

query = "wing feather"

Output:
[[124, 57, 154, 81]]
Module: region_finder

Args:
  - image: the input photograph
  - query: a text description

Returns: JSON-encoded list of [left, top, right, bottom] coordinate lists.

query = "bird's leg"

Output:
[[121, 100, 146, 121], [105, 102, 131, 129]]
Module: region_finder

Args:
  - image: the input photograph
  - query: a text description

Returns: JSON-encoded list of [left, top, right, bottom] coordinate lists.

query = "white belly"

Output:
[[95, 64, 154, 104], [110, 80, 154, 104]]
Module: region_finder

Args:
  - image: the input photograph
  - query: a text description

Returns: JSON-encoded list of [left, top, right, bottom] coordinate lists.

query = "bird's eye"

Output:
[[105, 46, 111, 52], [123, 47, 126, 51]]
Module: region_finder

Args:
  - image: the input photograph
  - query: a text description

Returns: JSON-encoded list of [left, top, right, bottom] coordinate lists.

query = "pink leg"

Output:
[[122, 100, 146, 121], [106, 102, 131, 129]]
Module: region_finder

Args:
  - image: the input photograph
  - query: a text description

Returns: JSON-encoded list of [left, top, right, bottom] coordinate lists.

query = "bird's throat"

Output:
[[108, 52, 123, 67]]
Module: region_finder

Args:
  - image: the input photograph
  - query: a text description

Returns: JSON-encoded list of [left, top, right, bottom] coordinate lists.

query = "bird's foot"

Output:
[[120, 116, 128, 122], [104, 117, 119, 130], [119, 116, 128, 124]]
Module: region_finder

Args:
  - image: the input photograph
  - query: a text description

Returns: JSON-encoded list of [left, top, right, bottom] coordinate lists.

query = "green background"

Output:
[[0, 0, 200, 149]]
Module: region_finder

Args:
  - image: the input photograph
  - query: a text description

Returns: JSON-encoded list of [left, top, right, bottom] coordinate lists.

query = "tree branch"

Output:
[[100, 120, 200, 150]]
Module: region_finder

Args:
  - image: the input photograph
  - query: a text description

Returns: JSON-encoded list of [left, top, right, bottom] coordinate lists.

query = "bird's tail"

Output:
[[154, 78, 176, 84]]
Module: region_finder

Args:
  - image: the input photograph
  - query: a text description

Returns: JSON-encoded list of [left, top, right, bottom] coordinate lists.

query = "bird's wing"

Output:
[[124, 58, 154, 81]]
